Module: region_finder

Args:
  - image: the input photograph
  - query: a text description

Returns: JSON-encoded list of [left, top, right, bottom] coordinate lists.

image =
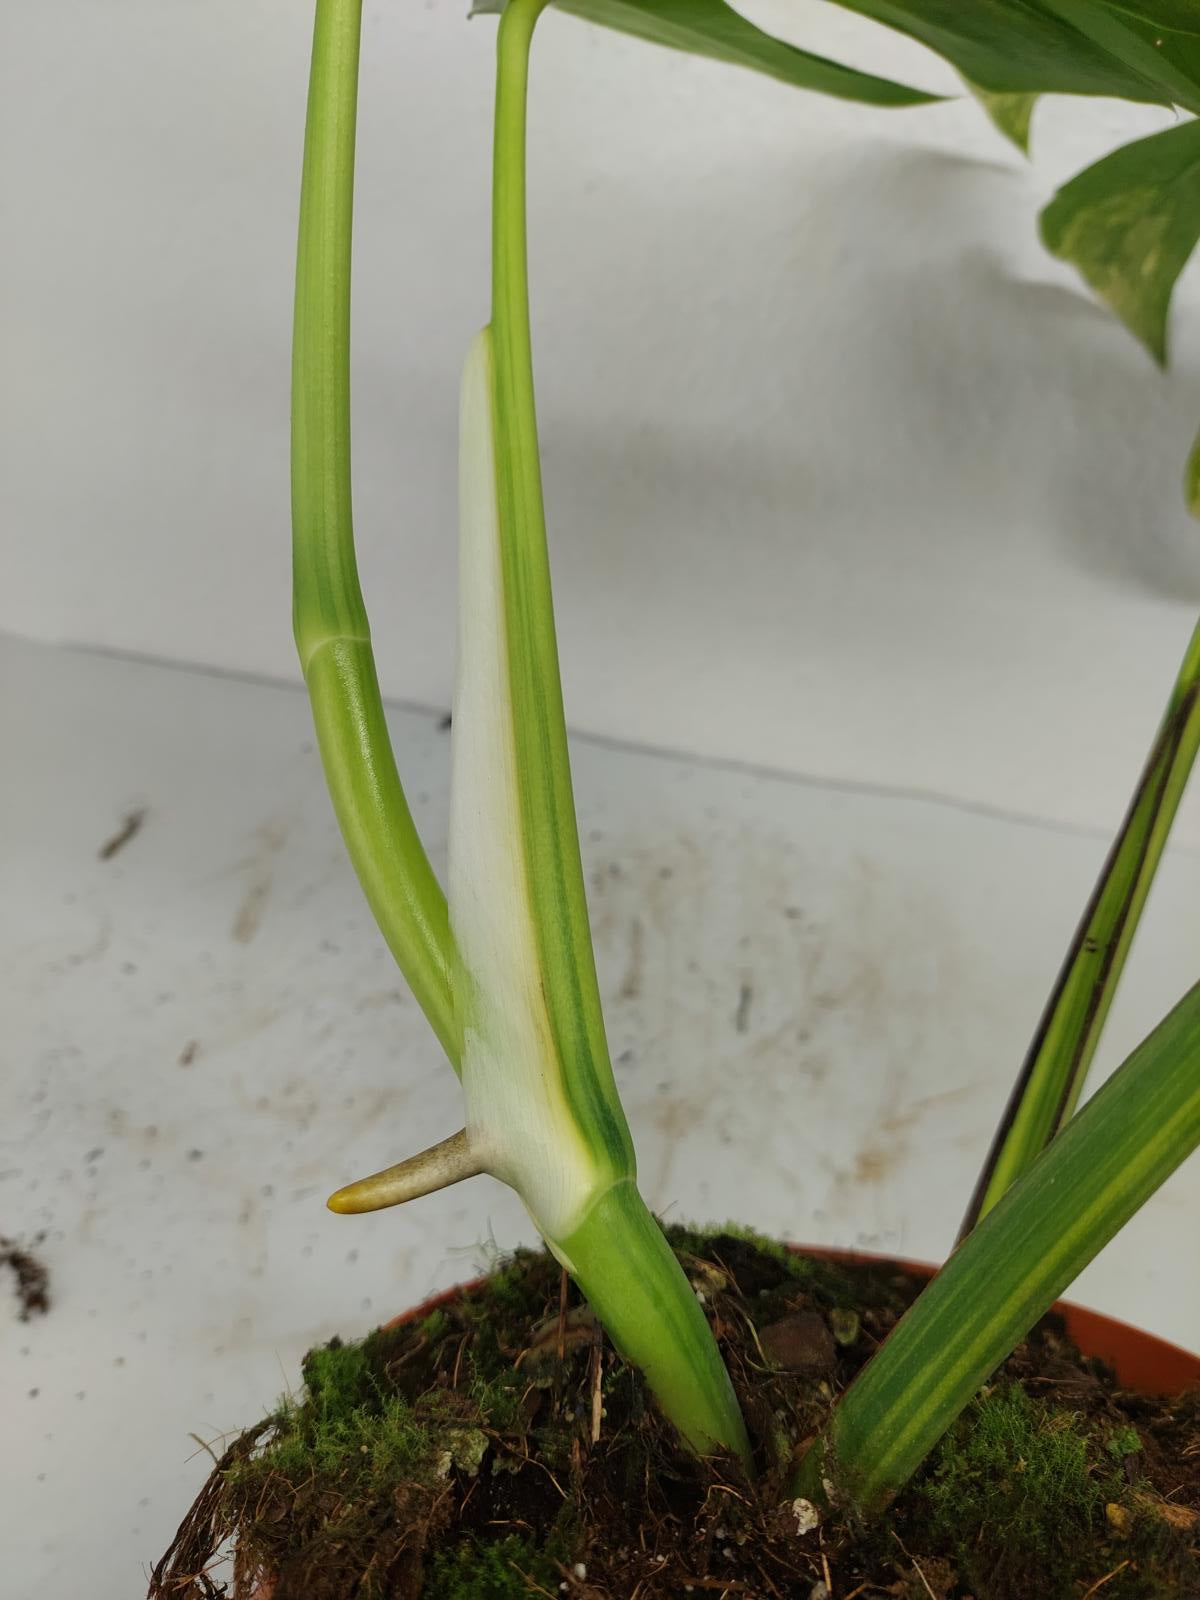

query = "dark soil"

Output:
[[148, 1228, 1200, 1600], [1, 1233, 50, 1320]]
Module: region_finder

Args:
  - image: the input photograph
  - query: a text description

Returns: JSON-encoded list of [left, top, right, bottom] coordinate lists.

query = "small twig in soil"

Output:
[[450, 1330, 469, 1390], [721, 1297, 773, 1371], [893, 1531, 937, 1600], [819, 1537, 833, 1595], [509, 1561, 558, 1598], [748, 1561, 788, 1600], [589, 1338, 603, 1443], [556, 1267, 569, 1364], [1080, 1560, 1132, 1599]]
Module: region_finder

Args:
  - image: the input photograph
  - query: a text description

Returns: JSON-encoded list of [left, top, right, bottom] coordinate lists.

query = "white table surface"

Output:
[[3, 633, 1199, 1598]]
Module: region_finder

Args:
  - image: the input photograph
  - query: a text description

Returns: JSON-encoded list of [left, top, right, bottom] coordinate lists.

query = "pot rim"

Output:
[[387, 1241, 1200, 1396]]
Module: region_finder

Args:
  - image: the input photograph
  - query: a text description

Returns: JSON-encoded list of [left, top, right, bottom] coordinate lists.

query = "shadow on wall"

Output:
[[535, 140, 1200, 611]]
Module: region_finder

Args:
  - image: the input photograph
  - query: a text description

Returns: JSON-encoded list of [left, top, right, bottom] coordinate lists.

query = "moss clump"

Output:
[[911, 1386, 1120, 1596], [1107, 1422, 1144, 1461], [426, 1532, 563, 1599], [219, 1328, 533, 1599], [226, 1334, 467, 1503], [900, 1384, 1195, 1600]]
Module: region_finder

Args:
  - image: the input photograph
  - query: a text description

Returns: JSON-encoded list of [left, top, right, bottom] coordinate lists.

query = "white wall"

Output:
[[6, 1, 1200, 838]]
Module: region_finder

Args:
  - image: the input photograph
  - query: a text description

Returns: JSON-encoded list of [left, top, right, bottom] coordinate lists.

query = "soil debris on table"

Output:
[[1, 1233, 51, 1321], [148, 1227, 1200, 1600]]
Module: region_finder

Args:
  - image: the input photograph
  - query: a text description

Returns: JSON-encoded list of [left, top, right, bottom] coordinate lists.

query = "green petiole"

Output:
[[963, 617, 1200, 1232], [794, 974, 1200, 1511], [292, 0, 459, 1069], [443, 0, 751, 1468]]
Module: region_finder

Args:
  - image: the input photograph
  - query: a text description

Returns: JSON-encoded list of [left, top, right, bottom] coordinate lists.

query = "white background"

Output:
[[6, 0, 1200, 833], [7, 3, 1200, 1597]]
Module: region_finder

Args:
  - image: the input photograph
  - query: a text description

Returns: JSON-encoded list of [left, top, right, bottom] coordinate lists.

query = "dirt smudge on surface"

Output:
[[850, 1085, 981, 1188], [852, 1145, 896, 1184], [232, 879, 271, 944], [619, 918, 644, 1000], [1, 1234, 51, 1320], [231, 820, 290, 945], [735, 979, 754, 1034], [98, 807, 146, 861], [353, 989, 406, 1012]]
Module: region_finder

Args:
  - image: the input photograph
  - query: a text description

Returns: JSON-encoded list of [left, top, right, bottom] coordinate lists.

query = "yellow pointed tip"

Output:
[[321, 1133, 483, 1216]]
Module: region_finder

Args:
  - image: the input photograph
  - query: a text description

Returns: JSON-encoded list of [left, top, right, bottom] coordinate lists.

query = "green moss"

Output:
[[298, 1335, 378, 1430], [228, 1386, 435, 1500], [426, 1532, 563, 1599], [911, 1385, 1136, 1599], [665, 1221, 856, 1301], [467, 1370, 524, 1432], [418, 1307, 448, 1342], [1107, 1423, 1143, 1461], [471, 1247, 550, 1314], [667, 1221, 808, 1275], [225, 1330, 483, 1515]]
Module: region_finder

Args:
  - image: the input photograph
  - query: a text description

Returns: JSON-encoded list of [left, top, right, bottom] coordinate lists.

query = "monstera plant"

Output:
[[151, 5, 1200, 1597]]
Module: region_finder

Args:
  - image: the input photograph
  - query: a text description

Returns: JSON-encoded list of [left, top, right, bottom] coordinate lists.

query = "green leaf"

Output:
[[825, 0, 1175, 100], [794, 977, 1200, 1510], [1040, 116, 1200, 364], [963, 617, 1200, 1231], [292, 0, 459, 1066], [550, 0, 940, 105], [1186, 425, 1200, 514], [971, 83, 1039, 151], [1035, 0, 1200, 111], [1094, 0, 1200, 38]]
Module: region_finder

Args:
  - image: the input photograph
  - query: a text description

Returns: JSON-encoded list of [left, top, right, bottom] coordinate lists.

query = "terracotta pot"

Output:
[[387, 1243, 1200, 1393]]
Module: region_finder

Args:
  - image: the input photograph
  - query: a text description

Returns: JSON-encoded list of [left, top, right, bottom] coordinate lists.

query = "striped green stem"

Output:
[[441, 0, 752, 1466], [487, 0, 625, 1168], [963, 617, 1200, 1233], [292, 0, 459, 1067], [795, 978, 1200, 1511]]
